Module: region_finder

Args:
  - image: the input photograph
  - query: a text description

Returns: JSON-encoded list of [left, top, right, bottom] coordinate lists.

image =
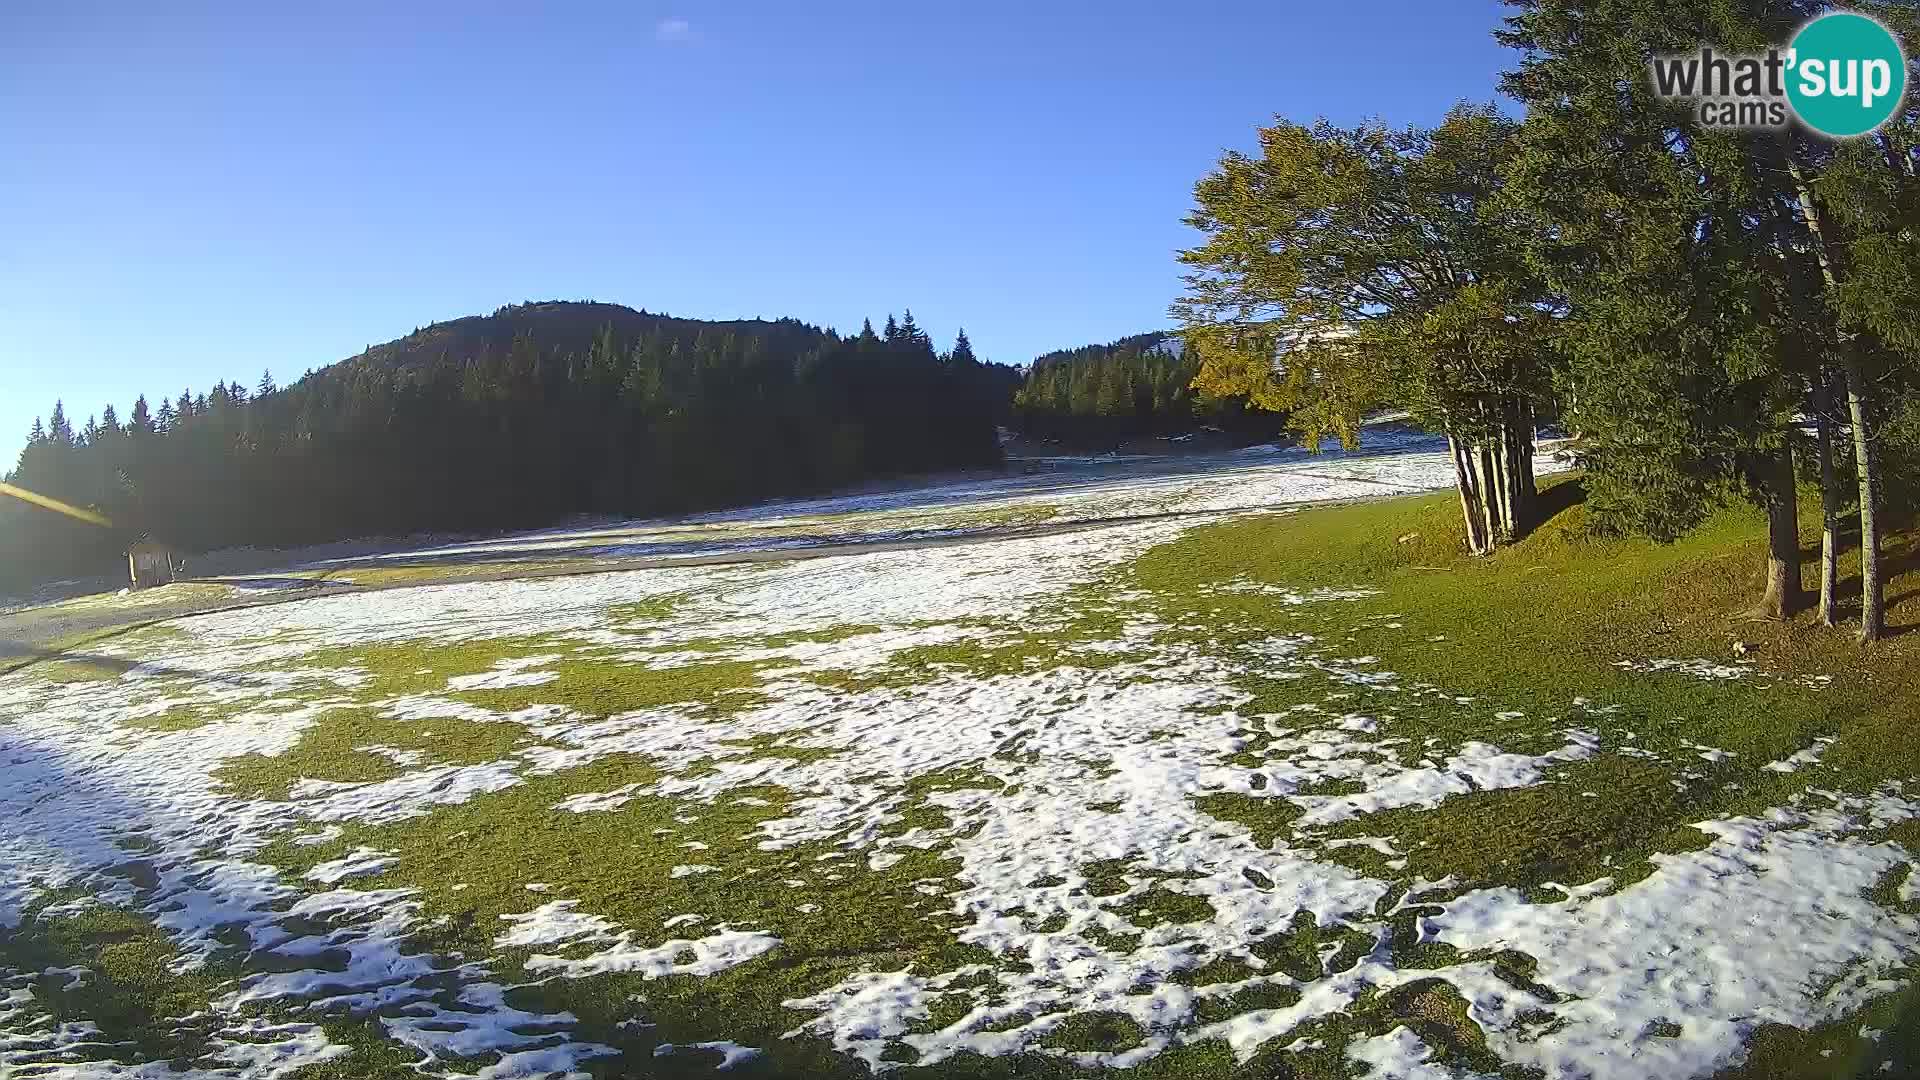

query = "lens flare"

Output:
[[0, 481, 113, 528]]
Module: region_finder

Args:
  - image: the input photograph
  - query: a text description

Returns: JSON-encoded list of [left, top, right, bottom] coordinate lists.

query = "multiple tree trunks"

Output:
[[1806, 368, 1884, 639], [1448, 394, 1537, 557], [1789, 162, 1888, 643]]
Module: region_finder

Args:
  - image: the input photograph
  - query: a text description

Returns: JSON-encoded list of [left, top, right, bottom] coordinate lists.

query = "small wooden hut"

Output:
[[126, 538, 177, 590]]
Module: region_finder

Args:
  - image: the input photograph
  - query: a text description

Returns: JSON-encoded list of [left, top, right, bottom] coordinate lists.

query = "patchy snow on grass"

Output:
[[1286, 730, 1602, 828], [652, 1039, 763, 1071], [1426, 789, 1920, 1078], [206, 1021, 352, 1076], [494, 899, 619, 948], [1205, 580, 1383, 605], [0, 444, 1898, 1079], [1614, 657, 1755, 681], [444, 655, 563, 690], [273, 427, 1568, 574], [1617, 656, 1839, 694], [1346, 1027, 1461, 1079]]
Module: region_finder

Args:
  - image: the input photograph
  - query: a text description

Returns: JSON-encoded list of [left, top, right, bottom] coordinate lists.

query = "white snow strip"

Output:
[[1764, 737, 1837, 774], [302, 846, 398, 884], [495, 900, 620, 948], [525, 928, 782, 979]]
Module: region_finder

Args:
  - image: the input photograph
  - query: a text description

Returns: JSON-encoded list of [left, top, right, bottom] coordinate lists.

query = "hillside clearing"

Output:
[[4, 444, 1919, 1080]]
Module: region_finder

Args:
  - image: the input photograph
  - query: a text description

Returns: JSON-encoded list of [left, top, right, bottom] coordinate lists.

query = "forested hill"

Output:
[[339, 301, 830, 378], [2, 302, 1019, 592], [1010, 331, 1280, 447], [1028, 331, 1181, 370]]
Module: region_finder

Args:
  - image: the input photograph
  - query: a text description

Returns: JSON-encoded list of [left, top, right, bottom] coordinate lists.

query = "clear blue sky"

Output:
[[1, 1, 1516, 467]]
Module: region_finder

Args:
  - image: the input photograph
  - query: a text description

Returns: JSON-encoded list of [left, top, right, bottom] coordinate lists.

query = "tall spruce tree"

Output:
[[950, 328, 977, 366], [1766, 3, 1920, 639], [48, 402, 72, 446], [1497, 0, 1918, 631], [1498, 0, 1820, 620]]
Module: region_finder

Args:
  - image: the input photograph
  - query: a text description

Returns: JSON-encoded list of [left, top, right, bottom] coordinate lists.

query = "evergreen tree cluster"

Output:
[[1495, 0, 1920, 636], [1176, 0, 1920, 637], [1010, 334, 1280, 446], [2, 302, 1017, 592]]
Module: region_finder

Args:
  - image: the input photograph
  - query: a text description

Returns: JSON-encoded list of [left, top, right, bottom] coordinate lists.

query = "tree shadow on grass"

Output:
[[0, 635, 260, 687], [0, 682, 576, 1074], [1785, 519, 1920, 638], [1524, 476, 1587, 533], [1832, 533, 1920, 621]]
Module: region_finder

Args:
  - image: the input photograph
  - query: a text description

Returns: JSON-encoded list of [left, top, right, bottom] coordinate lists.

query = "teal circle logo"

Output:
[[1787, 12, 1907, 138]]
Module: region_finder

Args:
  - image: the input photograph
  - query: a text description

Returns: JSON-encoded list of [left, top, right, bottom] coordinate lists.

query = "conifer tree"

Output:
[[1499, 0, 1833, 620]]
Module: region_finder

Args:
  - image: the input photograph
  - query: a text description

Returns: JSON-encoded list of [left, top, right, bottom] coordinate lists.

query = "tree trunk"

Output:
[[1450, 397, 1537, 556], [1788, 160, 1884, 642], [1472, 398, 1503, 544], [1882, 133, 1917, 180], [1813, 374, 1841, 628], [1476, 439, 1501, 546], [1508, 395, 1537, 535], [1750, 445, 1805, 621], [1450, 433, 1492, 556], [1486, 423, 1513, 543], [1841, 355, 1885, 642], [1490, 402, 1512, 542]]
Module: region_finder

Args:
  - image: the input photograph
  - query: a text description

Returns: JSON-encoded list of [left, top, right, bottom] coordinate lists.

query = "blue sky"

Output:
[[1, 1, 1516, 466]]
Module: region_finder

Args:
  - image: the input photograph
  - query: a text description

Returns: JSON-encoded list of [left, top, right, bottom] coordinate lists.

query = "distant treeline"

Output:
[[2, 303, 1018, 591], [1010, 333, 1281, 446]]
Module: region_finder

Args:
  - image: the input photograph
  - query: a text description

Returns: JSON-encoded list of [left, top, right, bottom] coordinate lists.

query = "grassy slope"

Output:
[[1129, 476, 1920, 1079], [1134, 475, 1920, 782], [9, 476, 1920, 1079]]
